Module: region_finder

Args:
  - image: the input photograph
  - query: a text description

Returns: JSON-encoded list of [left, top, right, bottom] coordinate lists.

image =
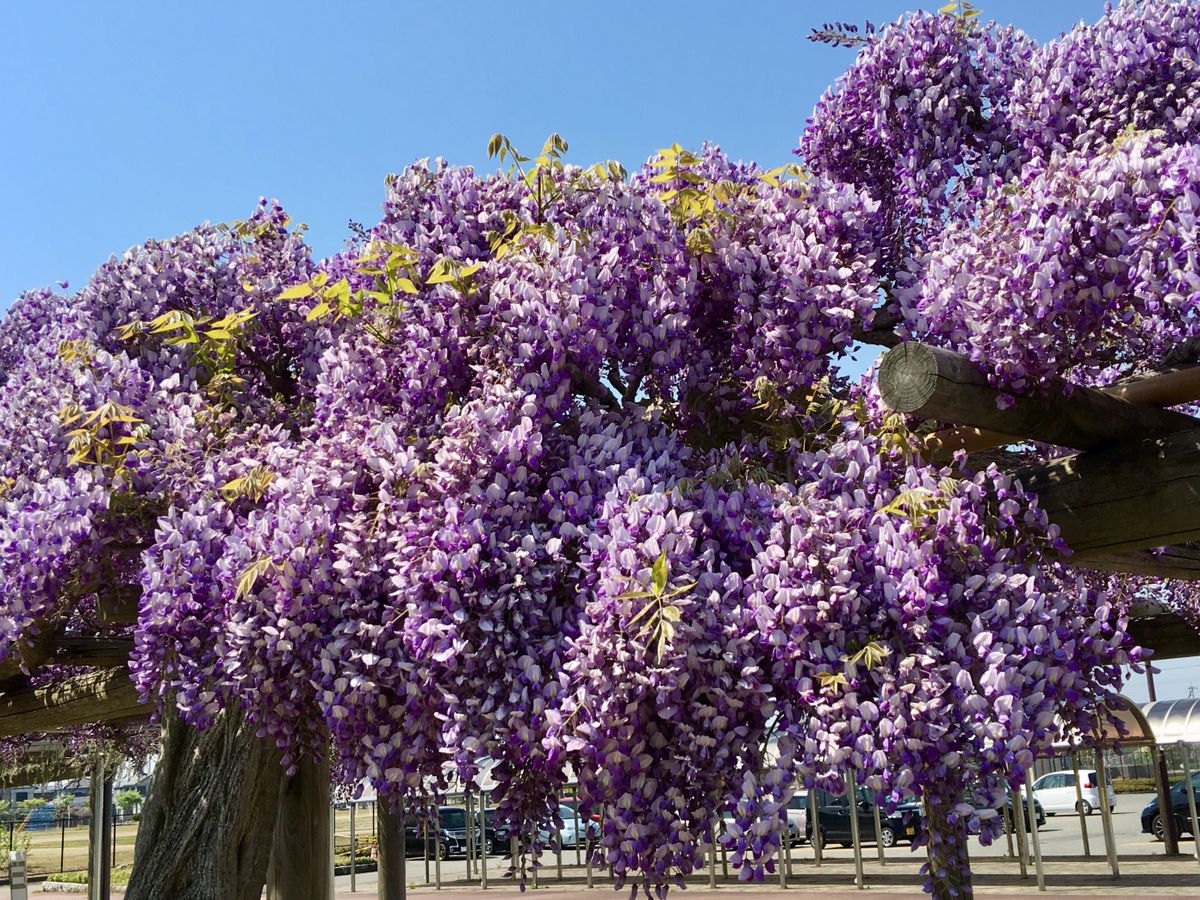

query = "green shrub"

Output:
[[1111, 777, 1157, 794], [46, 866, 133, 885]]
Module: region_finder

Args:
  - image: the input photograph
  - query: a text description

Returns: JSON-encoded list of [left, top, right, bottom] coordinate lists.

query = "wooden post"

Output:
[[377, 799, 407, 900], [266, 754, 332, 900]]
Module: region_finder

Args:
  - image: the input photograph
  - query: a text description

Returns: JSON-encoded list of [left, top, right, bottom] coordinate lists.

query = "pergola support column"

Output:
[[87, 761, 113, 900], [266, 754, 332, 900], [377, 799, 407, 900]]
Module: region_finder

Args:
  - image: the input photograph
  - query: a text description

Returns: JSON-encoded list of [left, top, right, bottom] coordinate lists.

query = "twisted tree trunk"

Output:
[[125, 706, 283, 900], [923, 791, 973, 900]]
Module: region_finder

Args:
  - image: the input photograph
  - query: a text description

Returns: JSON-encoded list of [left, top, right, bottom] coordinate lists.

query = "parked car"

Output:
[[555, 802, 600, 848], [719, 808, 803, 847], [478, 812, 551, 855], [805, 788, 922, 849], [785, 794, 808, 845], [1028, 769, 1115, 815], [1140, 772, 1200, 840], [406, 805, 475, 859], [1002, 790, 1046, 831]]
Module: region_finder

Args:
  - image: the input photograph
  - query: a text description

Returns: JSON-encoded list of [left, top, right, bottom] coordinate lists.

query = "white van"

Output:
[[1029, 770, 1115, 815]]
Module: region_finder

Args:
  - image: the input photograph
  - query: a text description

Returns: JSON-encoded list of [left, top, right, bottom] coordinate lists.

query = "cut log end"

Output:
[[878, 342, 940, 413]]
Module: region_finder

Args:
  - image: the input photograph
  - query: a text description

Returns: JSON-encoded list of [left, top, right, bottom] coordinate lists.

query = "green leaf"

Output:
[[626, 599, 658, 630], [306, 300, 332, 322], [235, 558, 275, 602], [651, 551, 668, 595], [277, 282, 315, 300]]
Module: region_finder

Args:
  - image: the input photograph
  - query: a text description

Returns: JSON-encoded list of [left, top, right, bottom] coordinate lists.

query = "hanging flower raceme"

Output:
[[902, 133, 1200, 394]]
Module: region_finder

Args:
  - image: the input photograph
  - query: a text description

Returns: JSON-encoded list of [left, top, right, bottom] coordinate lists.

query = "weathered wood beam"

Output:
[[1083, 546, 1200, 581], [1128, 614, 1200, 661], [1019, 427, 1200, 561], [878, 342, 1199, 452], [0, 667, 143, 737], [0, 626, 60, 687], [52, 637, 135, 669]]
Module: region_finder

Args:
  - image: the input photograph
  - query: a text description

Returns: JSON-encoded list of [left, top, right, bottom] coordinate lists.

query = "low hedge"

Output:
[[1111, 777, 1159, 794], [45, 865, 133, 885]]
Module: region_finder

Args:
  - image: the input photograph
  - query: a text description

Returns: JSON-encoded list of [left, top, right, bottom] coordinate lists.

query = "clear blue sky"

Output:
[[1, 0, 1113, 305], [4, 1, 1198, 700]]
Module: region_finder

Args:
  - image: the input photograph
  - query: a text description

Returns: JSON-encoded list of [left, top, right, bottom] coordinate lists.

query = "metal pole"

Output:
[[434, 806, 442, 890], [464, 793, 473, 881], [810, 789, 823, 866], [1070, 751, 1092, 857], [424, 817, 430, 884], [472, 792, 482, 892], [1095, 750, 1120, 877], [573, 794, 582, 868], [1012, 782, 1029, 879], [707, 824, 716, 888], [1024, 768, 1045, 892], [871, 793, 885, 865], [60, 816, 66, 873], [350, 801, 357, 892], [556, 816, 563, 881], [587, 814, 595, 889], [1002, 801, 1014, 858], [1183, 744, 1200, 865], [720, 819, 728, 879], [848, 788, 864, 890], [783, 814, 792, 880], [479, 791, 488, 890], [778, 813, 787, 889]]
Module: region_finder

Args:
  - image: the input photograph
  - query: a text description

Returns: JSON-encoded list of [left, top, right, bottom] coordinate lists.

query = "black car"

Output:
[[1140, 772, 1200, 840], [1004, 790, 1046, 831], [404, 805, 476, 859], [805, 787, 923, 848]]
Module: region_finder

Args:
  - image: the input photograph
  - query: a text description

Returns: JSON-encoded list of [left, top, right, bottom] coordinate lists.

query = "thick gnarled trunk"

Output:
[[125, 706, 283, 900], [923, 793, 973, 900]]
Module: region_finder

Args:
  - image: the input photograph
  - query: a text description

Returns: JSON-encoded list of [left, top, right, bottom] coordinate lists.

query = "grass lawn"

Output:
[[6, 820, 138, 876]]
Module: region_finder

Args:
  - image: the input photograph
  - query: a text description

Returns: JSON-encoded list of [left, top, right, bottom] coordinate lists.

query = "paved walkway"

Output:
[[320, 854, 1200, 898]]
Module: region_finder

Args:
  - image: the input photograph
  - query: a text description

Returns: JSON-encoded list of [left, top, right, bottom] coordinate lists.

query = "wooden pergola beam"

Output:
[[878, 342, 1199, 452], [52, 637, 135, 669], [0, 667, 143, 737], [1127, 613, 1200, 660], [1020, 426, 1200, 562]]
